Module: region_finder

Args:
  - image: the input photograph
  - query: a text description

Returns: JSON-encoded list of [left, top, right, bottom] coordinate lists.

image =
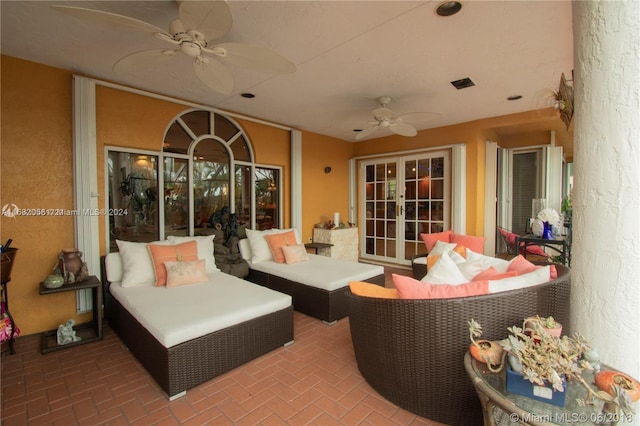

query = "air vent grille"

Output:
[[451, 78, 475, 90]]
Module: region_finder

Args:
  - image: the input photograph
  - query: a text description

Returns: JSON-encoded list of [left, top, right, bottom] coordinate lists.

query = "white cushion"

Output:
[[247, 254, 384, 291], [421, 251, 469, 285], [115, 239, 171, 287], [109, 271, 292, 347], [245, 228, 301, 263], [488, 266, 551, 293], [105, 252, 123, 283], [239, 238, 252, 261], [167, 235, 219, 273]]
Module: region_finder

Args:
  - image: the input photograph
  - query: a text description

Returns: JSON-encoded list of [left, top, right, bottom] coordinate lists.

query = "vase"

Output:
[[542, 221, 553, 239], [58, 248, 83, 282]]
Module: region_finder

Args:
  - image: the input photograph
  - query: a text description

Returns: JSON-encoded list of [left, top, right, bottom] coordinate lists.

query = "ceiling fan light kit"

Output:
[[355, 96, 441, 141], [52, 0, 296, 95]]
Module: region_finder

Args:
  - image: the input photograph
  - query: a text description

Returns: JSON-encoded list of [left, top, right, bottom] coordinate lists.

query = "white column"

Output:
[[72, 76, 99, 313], [572, 1, 640, 378], [290, 129, 302, 234]]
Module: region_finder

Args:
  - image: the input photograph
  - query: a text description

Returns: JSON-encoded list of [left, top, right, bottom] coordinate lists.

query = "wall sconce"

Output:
[[324, 167, 332, 174]]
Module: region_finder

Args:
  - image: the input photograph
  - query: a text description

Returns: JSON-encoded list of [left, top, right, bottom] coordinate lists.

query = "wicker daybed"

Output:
[[100, 253, 294, 399], [239, 237, 385, 324], [346, 264, 571, 426]]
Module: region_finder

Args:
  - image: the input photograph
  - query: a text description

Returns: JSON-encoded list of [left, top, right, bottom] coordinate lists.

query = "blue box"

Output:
[[505, 364, 567, 407]]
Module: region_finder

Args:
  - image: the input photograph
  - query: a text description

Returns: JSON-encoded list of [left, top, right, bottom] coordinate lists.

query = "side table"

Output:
[[304, 242, 333, 255], [39, 275, 103, 354], [464, 352, 637, 425]]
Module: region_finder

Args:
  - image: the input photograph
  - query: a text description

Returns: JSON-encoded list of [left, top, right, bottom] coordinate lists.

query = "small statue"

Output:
[[57, 319, 81, 345]]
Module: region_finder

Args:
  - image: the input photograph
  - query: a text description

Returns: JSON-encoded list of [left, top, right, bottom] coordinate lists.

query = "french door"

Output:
[[360, 151, 450, 265]]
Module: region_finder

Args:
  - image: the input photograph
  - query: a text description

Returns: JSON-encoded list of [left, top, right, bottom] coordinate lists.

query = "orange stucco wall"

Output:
[[1, 56, 90, 335]]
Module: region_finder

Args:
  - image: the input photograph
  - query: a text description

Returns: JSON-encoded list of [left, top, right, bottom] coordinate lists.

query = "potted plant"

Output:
[[467, 319, 504, 370], [524, 315, 563, 338]]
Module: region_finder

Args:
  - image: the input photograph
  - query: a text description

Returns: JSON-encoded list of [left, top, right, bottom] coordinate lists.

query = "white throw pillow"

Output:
[[465, 249, 510, 273], [245, 228, 301, 263], [488, 266, 550, 293], [167, 235, 219, 273], [116, 239, 169, 287], [457, 260, 488, 281], [429, 240, 459, 256], [422, 251, 469, 285]]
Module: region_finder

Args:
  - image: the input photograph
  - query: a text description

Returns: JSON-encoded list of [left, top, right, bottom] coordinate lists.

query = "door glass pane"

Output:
[[107, 152, 159, 251], [256, 167, 279, 230], [164, 157, 189, 237]]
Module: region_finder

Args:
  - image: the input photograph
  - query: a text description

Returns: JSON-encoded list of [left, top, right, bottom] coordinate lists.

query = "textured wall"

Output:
[[572, 1, 640, 378]]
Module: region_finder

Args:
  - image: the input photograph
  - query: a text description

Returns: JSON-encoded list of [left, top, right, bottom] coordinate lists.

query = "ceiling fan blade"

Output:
[[205, 43, 296, 74], [389, 122, 418, 137], [52, 5, 169, 36], [396, 112, 442, 123], [113, 49, 178, 75], [372, 107, 394, 121], [193, 57, 234, 95], [355, 125, 380, 141], [178, 0, 233, 41]]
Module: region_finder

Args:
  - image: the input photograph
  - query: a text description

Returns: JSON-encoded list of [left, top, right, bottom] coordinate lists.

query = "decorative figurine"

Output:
[[57, 319, 81, 345]]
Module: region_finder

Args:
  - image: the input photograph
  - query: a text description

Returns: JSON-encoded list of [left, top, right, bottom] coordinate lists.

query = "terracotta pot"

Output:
[[595, 371, 640, 402], [469, 340, 504, 367], [58, 248, 83, 278], [524, 316, 562, 338]]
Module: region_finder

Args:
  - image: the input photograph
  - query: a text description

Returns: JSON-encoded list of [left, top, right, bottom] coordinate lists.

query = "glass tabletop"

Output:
[[464, 352, 636, 425]]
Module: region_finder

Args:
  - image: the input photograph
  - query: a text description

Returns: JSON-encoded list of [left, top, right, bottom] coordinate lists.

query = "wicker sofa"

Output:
[[346, 264, 571, 426]]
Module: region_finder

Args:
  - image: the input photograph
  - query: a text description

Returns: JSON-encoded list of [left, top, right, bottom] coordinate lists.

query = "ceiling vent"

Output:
[[451, 77, 475, 90]]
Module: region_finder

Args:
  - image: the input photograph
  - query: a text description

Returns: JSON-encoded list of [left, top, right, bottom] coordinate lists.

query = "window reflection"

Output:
[[256, 167, 279, 230], [107, 109, 282, 250], [164, 157, 188, 236], [108, 152, 159, 251]]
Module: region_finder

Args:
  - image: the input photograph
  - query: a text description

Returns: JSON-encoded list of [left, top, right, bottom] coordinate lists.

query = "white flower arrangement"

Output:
[[537, 208, 561, 227], [532, 208, 562, 237]]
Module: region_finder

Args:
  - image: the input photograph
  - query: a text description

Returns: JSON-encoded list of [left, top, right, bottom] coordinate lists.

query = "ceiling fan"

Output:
[[52, 1, 296, 95], [355, 96, 441, 141]]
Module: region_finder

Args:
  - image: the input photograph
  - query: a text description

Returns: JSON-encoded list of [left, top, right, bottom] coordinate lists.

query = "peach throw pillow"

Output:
[[451, 233, 486, 254], [393, 274, 489, 299], [148, 241, 198, 286], [472, 267, 518, 282], [281, 244, 310, 264], [264, 231, 298, 263], [420, 230, 453, 252], [164, 259, 208, 288]]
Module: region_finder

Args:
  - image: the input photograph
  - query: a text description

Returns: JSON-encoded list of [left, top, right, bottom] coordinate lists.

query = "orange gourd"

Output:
[[594, 371, 640, 402], [469, 340, 504, 367]]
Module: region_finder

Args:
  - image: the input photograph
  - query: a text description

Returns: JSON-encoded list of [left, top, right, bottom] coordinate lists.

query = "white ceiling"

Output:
[[1, 0, 574, 142]]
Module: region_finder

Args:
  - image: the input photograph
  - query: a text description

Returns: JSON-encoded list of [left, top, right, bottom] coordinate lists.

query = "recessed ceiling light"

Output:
[[241, 93, 255, 98], [451, 77, 475, 90], [507, 95, 523, 101], [436, 1, 462, 17]]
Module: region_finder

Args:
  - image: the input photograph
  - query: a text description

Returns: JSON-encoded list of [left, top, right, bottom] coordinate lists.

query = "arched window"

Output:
[[107, 109, 281, 251]]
